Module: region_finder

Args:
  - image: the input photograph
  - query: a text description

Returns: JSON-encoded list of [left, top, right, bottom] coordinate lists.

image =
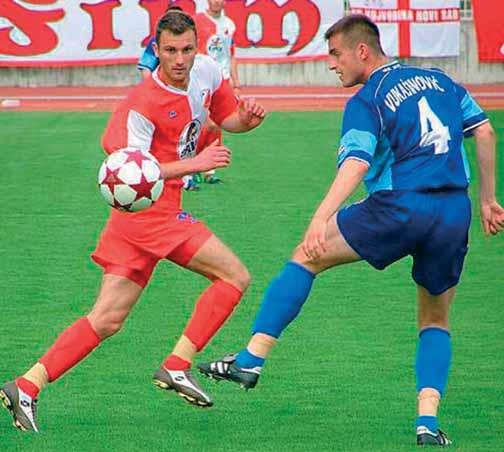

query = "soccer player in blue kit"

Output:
[[199, 15, 504, 446]]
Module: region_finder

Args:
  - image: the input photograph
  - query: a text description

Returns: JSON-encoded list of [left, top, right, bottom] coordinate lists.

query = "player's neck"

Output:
[[206, 9, 222, 19], [364, 57, 390, 82], [157, 68, 189, 91]]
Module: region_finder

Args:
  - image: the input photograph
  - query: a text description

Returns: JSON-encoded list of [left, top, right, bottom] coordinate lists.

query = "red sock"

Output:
[[39, 317, 101, 382], [15, 377, 40, 399], [183, 280, 242, 351], [163, 355, 191, 371]]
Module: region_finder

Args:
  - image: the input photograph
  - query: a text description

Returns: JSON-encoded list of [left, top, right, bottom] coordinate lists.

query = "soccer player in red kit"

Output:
[[0, 10, 265, 433], [195, 0, 240, 92]]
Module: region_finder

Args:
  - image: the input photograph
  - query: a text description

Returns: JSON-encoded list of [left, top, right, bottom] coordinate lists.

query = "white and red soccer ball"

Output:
[[98, 148, 164, 212]]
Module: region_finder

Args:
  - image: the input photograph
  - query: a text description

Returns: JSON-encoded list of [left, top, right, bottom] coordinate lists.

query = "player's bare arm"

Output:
[[472, 121, 504, 235], [159, 141, 231, 180], [220, 98, 266, 132], [302, 159, 369, 261]]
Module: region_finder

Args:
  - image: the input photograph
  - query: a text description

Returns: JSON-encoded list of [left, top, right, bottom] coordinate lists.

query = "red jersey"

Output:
[[102, 54, 238, 215]]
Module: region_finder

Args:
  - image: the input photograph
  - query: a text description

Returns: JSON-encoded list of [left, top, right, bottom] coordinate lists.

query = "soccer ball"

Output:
[[98, 148, 164, 212]]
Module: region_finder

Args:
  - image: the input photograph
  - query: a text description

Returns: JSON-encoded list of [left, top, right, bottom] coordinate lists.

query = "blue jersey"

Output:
[[138, 37, 159, 72], [338, 62, 488, 193]]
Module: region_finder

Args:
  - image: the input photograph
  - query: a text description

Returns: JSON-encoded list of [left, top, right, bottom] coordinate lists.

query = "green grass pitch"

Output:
[[0, 111, 503, 451]]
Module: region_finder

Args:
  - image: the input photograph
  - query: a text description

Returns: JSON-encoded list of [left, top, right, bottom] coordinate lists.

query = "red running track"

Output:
[[1, 84, 504, 112]]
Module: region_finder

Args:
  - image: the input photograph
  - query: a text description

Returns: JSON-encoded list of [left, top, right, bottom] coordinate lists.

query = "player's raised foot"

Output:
[[417, 426, 452, 446], [184, 178, 200, 192], [153, 367, 213, 408], [197, 353, 260, 390], [0, 381, 39, 433], [203, 174, 222, 184]]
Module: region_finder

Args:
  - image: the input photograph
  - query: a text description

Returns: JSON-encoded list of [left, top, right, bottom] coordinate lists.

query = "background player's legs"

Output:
[[415, 285, 455, 435], [202, 125, 222, 184], [18, 275, 143, 399], [197, 120, 223, 184], [237, 216, 361, 370], [183, 174, 200, 191], [161, 234, 250, 371]]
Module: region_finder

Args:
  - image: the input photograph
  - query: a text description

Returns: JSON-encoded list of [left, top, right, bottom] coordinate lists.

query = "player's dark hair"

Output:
[[156, 9, 196, 44], [324, 14, 384, 55]]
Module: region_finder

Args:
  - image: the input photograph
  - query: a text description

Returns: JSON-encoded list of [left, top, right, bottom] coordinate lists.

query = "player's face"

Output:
[[208, 0, 225, 15], [327, 33, 366, 87], [154, 29, 197, 89]]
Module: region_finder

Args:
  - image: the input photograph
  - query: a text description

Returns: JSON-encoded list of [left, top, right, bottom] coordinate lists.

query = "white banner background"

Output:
[[0, 0, 344, 66], [0, 0, 459, 66], [349, 0, 460, 58]]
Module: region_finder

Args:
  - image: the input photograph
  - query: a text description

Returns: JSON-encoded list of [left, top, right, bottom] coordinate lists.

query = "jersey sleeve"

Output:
[[101, 90, 155, 155], [137, 37, 159, 72], [206, 58, 239, 125], [454, 83, 488, 137], [338, 95, 380, 168]]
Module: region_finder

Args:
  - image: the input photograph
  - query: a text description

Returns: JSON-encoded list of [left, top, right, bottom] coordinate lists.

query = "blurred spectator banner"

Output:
[[0, 0, 462, 67], [0, 0, 344, 66], [472, 0, 504, 62], [349, 0, 460, 58]]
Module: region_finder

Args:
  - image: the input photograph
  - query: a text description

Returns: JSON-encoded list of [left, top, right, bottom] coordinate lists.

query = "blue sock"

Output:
[[415, 327, 451, 395], [415, 327, 451, 434], [416, 415, 438, 433], [251, 261, 315, 338], [236, 349, 265, 369]]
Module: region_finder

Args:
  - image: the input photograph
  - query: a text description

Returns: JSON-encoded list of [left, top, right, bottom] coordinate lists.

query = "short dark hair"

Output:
[[324, 14, 384, 55], [156, 10, 196, 44]]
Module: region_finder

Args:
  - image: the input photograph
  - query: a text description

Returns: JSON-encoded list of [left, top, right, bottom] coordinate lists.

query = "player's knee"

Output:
[[88, 312, 126, 339], [291, 246, 318, 271], [419, 318, 449, 331], [95, 317, 124, 339], [418, 307, 450, 330], [418, 305, 450, 330], [228, 264, 251, 293]]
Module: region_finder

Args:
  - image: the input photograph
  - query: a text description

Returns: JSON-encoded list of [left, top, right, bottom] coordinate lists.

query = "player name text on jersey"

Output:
[[384, 75, 445, 112]]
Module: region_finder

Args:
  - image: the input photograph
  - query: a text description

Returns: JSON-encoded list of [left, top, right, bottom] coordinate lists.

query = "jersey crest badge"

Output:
[[202, 89, 211, 109]]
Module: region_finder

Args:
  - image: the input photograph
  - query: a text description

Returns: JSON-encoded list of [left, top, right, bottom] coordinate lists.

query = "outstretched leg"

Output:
[[1, 274, 143, 432], [198, 216, 360, 388]]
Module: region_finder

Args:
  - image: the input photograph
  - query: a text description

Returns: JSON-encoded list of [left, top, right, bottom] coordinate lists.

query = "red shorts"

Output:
[[91, 209, 212, 288]]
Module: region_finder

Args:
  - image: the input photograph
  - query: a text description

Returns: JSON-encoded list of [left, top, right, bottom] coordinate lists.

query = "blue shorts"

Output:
[[337, 190, 471, 295]]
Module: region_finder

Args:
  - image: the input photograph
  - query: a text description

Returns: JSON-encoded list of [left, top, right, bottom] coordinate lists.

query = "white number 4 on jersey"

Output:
[[418, 96, 451, 154]]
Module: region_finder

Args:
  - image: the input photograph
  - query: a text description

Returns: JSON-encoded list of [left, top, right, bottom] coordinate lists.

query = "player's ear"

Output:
[[357, 42, 369, 61], [153, 41, 160, 58]]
